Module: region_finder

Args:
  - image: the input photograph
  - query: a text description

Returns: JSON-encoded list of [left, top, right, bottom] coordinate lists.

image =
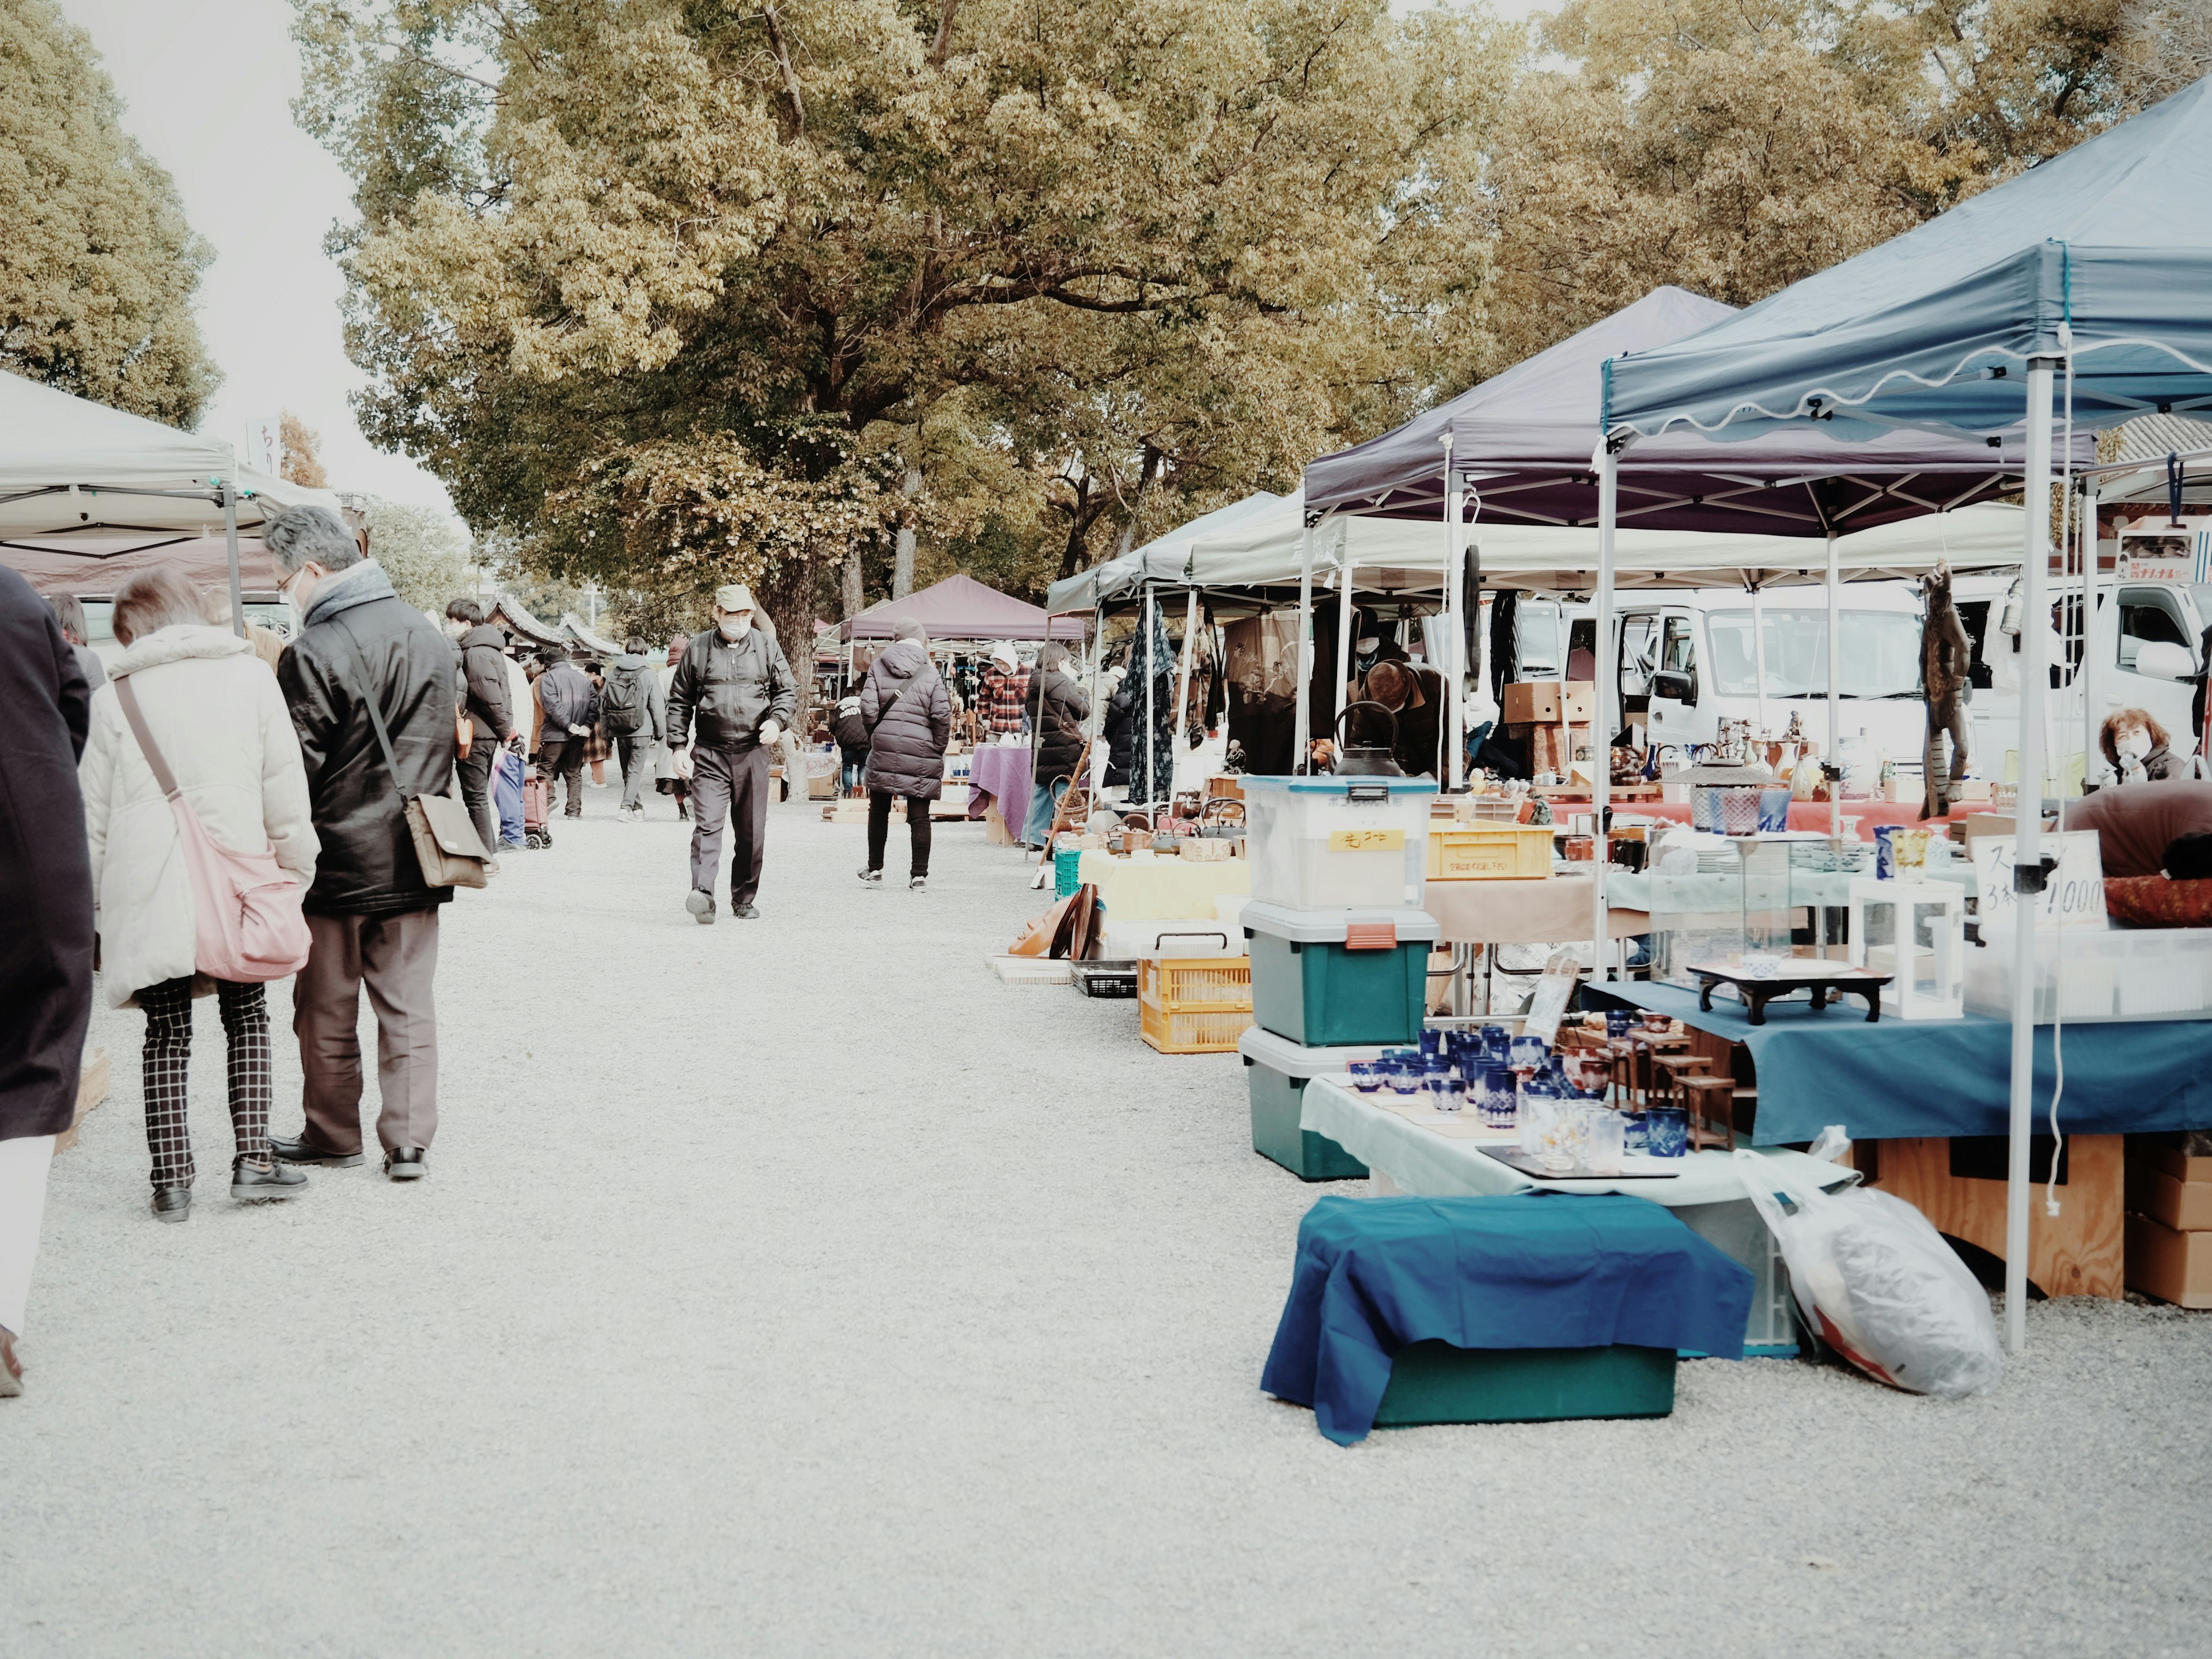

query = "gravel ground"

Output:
[[6, 778, 2211, 1657]]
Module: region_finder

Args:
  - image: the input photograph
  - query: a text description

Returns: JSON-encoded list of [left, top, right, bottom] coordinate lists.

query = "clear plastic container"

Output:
[[1241, 775, 1438, 910], [1964, 925, 2212, 1022]]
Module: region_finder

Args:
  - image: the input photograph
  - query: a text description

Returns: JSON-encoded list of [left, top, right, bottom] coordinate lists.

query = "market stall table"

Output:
[[1619, 799, 1974, 841], [1077, 849, 1251, 922], [1300, 1075, 1856, 1354], [966, 743, 1036, 840]]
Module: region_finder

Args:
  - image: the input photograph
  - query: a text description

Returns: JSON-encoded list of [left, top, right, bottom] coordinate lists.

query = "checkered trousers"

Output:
[[139, 978, 273, 1188]]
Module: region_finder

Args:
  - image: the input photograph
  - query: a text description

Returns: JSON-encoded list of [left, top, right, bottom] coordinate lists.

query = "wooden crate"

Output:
[[1427, 825, 1555, 880], [1874, 1134, 2124, 1300]]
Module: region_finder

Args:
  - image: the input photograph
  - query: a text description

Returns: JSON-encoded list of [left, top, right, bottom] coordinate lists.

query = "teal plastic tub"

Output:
[[1054, 846, 1084, 899], [1373, 1342, 1677, 1426], [1237, 1027, 1382, 1181], [1244, 900, 1440, 1047]]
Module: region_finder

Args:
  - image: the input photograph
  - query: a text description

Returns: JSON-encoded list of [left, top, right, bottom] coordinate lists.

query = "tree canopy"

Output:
[[0, 0, 218, 425]]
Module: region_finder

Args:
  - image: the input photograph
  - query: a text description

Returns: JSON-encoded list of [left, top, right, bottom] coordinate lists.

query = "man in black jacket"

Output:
[[445, 599, 514, 858], [534, 647, 597, 819], [265, 505, 454, 1181], [666, 582, 797, 922]]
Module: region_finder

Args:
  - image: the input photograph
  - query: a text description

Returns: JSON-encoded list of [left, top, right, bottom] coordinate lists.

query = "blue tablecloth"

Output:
[[1586, 981, 2212, 1144], [1261, 1193, 1755, 1445]]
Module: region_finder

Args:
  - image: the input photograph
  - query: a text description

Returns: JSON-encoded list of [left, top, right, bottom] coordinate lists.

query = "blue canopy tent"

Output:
[[1603, 73, 2212, 1350]]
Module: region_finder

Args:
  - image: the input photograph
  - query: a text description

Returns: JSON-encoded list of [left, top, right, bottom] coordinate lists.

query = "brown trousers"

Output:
[[294, 908, 441, 1156]]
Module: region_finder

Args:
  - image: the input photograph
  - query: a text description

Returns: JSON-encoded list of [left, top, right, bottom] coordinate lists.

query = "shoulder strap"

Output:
[[113, 675, 183, 801], [331, 616, 414, 804]]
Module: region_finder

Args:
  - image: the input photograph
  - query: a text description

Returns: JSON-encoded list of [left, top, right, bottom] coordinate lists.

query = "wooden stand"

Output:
[[1872, 1135, 2125, 1300]]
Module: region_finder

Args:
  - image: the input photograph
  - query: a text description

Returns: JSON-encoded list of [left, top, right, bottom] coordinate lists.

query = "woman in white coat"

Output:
[[77, 569, 320, 1222]]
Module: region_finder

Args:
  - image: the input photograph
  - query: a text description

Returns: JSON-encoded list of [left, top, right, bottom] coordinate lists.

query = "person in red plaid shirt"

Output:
[[980, 642, 1029, 737]]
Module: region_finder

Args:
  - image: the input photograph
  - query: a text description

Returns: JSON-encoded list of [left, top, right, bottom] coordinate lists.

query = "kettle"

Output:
[[1332, 701, 1404, 777]]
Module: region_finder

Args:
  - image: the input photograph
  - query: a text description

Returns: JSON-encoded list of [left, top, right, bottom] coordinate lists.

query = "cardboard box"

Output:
[[2128, 1164, 2212, 1230], [1962, 813, 2016, 847], [2154, 1147, 2212, 1184], [1560, 681, 1596, 724], [2126, 1211, 2212, 1308], [1503, 681, 1562, 725]]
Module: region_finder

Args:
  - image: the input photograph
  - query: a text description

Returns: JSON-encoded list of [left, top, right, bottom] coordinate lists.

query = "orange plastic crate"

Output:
[[1138, 956, 1254, 1054]]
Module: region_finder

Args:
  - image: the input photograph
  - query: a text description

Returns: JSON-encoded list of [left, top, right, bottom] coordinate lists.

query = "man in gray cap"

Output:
[[665, 582, 797, 922]]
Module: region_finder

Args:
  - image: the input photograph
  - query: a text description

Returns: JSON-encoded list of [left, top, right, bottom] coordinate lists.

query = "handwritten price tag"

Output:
[[1328, 828, 1404, 853]]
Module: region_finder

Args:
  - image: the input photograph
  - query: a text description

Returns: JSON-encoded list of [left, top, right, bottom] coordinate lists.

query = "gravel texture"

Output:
[[6, 778, 2211, 1657]]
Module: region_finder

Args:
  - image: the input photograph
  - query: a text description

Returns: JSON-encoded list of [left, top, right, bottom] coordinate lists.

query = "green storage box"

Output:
[[1238, 1027, 1381, 1181], [1244, 900, 1440, 1047], [1373, 1341, 1677, 1426]]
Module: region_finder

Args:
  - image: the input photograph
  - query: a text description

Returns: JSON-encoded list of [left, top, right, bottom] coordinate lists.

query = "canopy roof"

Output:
[[0, 368, 342, 542], [1303, 286, 2073, 536], [1605, 76, 2212, 443], [2, 532, 283, 595], [1044, 491, 1285, 613], [840, 571, 1084, 642], [1179, 491, 2025, 597]]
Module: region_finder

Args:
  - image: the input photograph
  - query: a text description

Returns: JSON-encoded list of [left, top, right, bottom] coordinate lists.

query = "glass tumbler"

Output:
[[1646, 1105, 1689, 1158], [1586, 1108, 1626, 1176]]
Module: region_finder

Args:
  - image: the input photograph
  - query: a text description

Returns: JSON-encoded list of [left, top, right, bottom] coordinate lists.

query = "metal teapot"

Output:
[[1332, 701, 1405, 777]]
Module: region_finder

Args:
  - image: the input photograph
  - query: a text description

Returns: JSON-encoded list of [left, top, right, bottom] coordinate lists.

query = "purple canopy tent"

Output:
[[838, 572, 1085, 643]]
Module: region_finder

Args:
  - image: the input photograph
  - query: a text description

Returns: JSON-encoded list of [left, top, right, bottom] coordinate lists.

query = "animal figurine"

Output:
[[1920, 562, 1972, 819], [2101, 707, 2181, 784]]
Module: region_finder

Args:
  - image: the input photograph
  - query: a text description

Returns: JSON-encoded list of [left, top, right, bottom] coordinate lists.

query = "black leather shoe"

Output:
[[384, 1147, 427, 1180], [268, 1131, 363, 1168], [231, 1158, 308, 1202], [151, 1184, 191, 1223], [736, 903, 761, 919]]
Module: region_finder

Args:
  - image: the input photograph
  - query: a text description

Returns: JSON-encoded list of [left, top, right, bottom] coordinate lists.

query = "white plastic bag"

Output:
[[1734, 1150, 2003, 1398]]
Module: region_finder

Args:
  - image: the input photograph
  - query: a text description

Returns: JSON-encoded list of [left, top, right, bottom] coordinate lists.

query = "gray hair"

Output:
[[893, 619, 927, 645], [1037, 642, 1067, 673], [264, 505, 362, 574], [44, 592, 90, 644]]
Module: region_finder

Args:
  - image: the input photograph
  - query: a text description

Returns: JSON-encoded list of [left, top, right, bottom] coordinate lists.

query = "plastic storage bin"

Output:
[[1243, 775, 1438, 910], [1372, 1342, 1676, 1426], [1427, 824, 1556, 880], [1139, 955, 1255, 1054], [1237, 1027, 1382, 1181], [1964, 925, 2212, 1022], [1243, 900, 1441, 1046]]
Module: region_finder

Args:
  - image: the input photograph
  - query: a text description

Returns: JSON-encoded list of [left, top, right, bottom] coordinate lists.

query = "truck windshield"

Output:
[[1706, 609, 1923, 699]]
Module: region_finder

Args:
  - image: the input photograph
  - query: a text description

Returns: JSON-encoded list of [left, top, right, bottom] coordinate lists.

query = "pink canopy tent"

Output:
[[838, 572, 1085, 643]]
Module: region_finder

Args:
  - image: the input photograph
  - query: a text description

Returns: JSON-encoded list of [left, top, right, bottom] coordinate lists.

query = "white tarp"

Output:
[[1044, 490, 1283, 613]]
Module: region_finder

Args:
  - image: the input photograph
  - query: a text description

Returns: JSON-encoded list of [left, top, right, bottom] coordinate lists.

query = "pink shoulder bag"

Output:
[[115, 675, 312, 983]]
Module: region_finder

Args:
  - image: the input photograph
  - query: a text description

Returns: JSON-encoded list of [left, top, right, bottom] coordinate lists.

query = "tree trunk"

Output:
[[892, 464, 922, 597], [843, 543, 863, 617], [756, 556, 817, 756]]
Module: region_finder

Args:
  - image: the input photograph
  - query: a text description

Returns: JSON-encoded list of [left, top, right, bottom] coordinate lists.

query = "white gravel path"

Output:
[[7, 779, 2211, 1657]]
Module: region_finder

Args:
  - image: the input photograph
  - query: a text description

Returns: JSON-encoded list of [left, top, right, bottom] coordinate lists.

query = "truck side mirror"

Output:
[[1651, 668, 1697, 704], [2134, 639, 2196, 681]]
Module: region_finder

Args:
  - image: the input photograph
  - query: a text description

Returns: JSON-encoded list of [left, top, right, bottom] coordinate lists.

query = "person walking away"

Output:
[[857, 620, 951, 892], [582, 661, 612, 787], [77, 569, 319, 1221], [655, 634, 691, 819], [979, 642, 1029, 739], [832, 672, 872, 797], [602, 638, 663, 820], [0, 568, 93, 1397], [44, 592, 108, 691], [535, 647, 596, 819], [1024, 642, 1090, 850], [444, 600, 514, 861], [666, 584, 796, 922], [263, 505, 456, 1181]]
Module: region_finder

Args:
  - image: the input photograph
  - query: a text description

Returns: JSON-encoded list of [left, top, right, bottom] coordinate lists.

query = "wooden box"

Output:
[[2126, 1211, 2212, 1308]]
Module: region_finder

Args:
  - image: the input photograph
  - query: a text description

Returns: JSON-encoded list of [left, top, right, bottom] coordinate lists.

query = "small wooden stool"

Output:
[[1650, 1054, 1711, 1112], [1677, 1075, 1737, 1150]]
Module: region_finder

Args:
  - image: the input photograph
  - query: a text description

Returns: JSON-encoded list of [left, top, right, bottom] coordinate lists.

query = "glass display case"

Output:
[[1646, 834, 1797, 987]]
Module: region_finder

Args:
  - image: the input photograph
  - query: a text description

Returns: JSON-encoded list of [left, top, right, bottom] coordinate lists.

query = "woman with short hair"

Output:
[[77, 569, 320, 1221]]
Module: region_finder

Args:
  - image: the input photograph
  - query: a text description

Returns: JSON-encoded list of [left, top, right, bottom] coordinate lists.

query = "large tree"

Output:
[[292, 0, 1518, 664], [0, 0, 218, 425]]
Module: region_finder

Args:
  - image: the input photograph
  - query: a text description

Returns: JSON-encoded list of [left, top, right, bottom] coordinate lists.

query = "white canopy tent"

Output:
[[0, 368, 343, 630], [1043, 490, 1285, 615]]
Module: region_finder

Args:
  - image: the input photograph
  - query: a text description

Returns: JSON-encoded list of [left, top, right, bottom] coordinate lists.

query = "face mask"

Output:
[[1357, 637, 1380, 654], [717, 615, 749, 642], [2120, 729, 2153, 760], [445, 619, 468, 640]]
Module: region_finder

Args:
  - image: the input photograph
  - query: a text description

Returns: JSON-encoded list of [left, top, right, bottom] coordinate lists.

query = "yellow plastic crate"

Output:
[[1138, 956, 1255, 1054], [1427, 825, 1557, 880]]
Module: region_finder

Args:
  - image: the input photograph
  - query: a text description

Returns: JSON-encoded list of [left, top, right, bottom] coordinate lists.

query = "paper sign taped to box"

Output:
[[1972, 831, 2106, 930]]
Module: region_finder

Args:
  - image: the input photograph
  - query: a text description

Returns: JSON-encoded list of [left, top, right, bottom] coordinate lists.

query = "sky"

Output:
[[56, 0, 1556, 522], [58, 0, 456, 513]]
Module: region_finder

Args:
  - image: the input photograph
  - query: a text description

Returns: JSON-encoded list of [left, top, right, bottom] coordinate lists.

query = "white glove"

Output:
[[567, 723, 589, 737], [673, 747, 696, 781], [759, 719, 781, 746]]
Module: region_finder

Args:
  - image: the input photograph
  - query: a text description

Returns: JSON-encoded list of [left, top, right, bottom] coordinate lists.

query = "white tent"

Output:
[[1044, 490, 1285, 613], [0, 369, 343, 626]]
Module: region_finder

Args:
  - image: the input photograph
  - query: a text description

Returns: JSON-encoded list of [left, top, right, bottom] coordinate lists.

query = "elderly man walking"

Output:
[[666, 583, 796, 923], [264, 506, 457, 1181]]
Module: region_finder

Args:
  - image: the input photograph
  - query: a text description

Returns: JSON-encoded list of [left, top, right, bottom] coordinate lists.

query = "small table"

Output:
[[1688, 960, 1891, 1025]]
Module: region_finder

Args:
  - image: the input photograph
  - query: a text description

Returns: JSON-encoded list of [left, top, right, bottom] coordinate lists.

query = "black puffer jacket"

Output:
[[1102, 675, 1135, 787], [454, 623, 514, 742], [861, 641, 952, 799], [1028, 666, 1091, 787], [278, 562, 458, 915]]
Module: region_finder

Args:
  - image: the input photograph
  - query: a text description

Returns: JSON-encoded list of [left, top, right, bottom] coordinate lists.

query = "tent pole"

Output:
[[2005, 358, 2057, 1355], [1089, 602, 1107, 795], [221, 473, 245, 638], [1294, 513, 1316, 774], [1827, 532, 1840, 839], [1442, 435, 1463, 791], [1594, 444, 1619, 976], [1751, 581, 1768, 738], [1143, 584, 1157, 807], [1334, 539, 1356, 760], [2081, 475, 2103, 784]]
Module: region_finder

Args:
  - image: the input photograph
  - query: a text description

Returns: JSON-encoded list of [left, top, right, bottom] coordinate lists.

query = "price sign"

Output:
[[1972, 831, 2106, 930], [1328, 828, 1404, 853]]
